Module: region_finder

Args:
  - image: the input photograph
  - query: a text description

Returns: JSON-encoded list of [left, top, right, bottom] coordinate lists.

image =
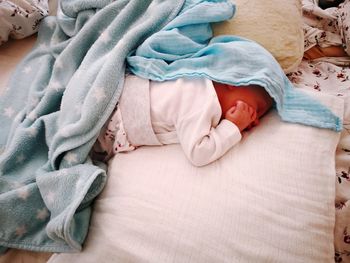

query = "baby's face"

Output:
[[216, 83, 274, 119]]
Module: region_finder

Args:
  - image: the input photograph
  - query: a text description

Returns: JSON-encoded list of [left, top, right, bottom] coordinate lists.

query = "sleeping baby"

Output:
[[91, 74, 274, 167]]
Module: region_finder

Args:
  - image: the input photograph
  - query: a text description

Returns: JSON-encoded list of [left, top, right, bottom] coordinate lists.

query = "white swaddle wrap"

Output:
[[91, 75, 162, 161]]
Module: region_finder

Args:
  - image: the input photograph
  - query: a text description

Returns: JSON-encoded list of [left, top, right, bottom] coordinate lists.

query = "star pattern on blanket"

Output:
[[46, 19, 56, 30], [64, 152, 78, 165], [36, 208, 49, 221], [75, 177, 86, 191], [72, 5, 79, 13], [14, 112, 24, 123], [15, 225, 27, 237], [27, 127, 38, 137], [46, 191, 56, 205], [3, 107, 15, 118], [60, 127, 72, 138], [100, 31, 111, 43], [10, 182, 23, 190], [55, 59, 64, 70], [0, 0, 188, 253], [0, 86, 9, 96], [17, 187, 29, 200], [49, 80, 63, 92], [16, 154, 26, 164], [75, 69, 85, 79], [38, 43, 48, 50], [92, 87, 107, 102], [22, 66, 32, 74], [27, 111, 38, 121], [52, 35, 63, 45], [30, 97, 40, 107], [58, 169, 68, 177], [74, 103, 83, 115]]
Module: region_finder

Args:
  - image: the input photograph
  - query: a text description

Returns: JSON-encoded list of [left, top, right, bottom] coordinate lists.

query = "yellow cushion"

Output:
[[212, 0, 304, 73]]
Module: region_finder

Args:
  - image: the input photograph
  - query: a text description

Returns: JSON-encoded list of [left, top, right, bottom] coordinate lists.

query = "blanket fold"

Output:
[[127, 0, 342, 132], [0, 0, 185, 253]]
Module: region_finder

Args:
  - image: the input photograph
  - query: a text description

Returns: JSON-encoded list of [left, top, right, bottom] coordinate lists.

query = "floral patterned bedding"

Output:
[[288, 59, 350, 263], [302, 0, 350, 56], [0, 0, 49, 45], [295, 2, 350, 261]]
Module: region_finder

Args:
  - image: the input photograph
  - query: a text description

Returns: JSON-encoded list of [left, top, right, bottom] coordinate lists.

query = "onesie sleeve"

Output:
[[175, 103, 242, 167]]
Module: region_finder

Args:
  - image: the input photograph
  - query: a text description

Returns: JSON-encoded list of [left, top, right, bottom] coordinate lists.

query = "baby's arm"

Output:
[[176, 106, 242, 167], [304, 46, 348, 60]]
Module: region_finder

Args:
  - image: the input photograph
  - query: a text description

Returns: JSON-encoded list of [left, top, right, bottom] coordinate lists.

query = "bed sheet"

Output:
[[288, 59, 350, 263]]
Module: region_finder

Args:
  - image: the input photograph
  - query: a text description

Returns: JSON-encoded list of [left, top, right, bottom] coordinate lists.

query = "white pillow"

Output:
[[212, 0, 304, 73], [48, 91, 343, 263]]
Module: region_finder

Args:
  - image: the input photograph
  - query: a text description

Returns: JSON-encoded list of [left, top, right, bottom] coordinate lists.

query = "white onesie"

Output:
[[92, 75, 241, 166]]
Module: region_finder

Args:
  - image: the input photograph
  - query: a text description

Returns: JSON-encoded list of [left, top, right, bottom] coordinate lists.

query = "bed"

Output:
[[0, 0, 349, 262]]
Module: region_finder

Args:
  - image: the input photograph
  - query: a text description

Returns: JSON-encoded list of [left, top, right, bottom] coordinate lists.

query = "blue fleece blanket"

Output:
[[0, 0, 184, 253], [127, 0, 342, 132]]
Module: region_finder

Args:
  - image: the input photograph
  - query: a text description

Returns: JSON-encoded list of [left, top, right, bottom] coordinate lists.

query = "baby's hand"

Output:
[[225, 101, 257, 132]]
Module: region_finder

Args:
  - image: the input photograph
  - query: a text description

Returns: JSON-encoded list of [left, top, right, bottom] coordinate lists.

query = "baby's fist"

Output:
[[225, 101, 257, 131]]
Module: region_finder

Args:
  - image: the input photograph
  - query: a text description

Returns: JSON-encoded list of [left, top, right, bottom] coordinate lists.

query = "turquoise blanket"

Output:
[[0, 0, 184, 253], [127, 1, 342, 132]]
